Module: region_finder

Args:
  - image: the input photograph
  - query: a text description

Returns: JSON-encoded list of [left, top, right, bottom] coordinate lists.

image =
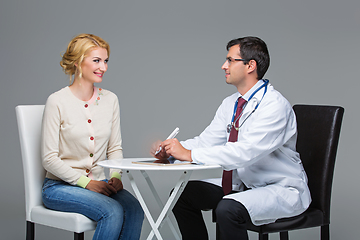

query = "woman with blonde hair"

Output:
[[41, 33, 144, 240]]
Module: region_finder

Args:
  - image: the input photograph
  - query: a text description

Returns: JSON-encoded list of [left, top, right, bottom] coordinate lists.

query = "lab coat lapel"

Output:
[[238, 82, 268, 126], [237, 81, 270, 129], [238, 99, 257, 126]]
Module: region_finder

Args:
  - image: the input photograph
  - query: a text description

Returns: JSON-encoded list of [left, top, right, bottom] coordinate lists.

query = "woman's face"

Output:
[[80, 47, 109, 84]]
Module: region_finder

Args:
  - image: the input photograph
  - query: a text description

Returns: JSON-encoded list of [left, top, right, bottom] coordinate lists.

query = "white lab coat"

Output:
[[181, 80, 311, 226]]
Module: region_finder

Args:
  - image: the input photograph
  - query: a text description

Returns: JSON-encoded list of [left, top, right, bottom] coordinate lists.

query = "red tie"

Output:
[[222, 97, 247, 195]]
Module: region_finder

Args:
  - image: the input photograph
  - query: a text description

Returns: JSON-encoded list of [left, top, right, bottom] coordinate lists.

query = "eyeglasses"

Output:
[[225, 57, 248, 65]]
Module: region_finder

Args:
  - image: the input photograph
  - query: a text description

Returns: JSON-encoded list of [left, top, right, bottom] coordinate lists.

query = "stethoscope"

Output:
[[226, 79, 269, 133]]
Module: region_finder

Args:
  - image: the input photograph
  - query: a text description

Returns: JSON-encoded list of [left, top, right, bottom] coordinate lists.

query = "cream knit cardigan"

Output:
[[41, 86, 123, 187]]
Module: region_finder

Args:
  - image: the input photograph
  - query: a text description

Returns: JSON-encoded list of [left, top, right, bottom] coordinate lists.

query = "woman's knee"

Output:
[[127, 197, 144, 220], [111, 189, 144, 221], [101, 199, 124, 220]]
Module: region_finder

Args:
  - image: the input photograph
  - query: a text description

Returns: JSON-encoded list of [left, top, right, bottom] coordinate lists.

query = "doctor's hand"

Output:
[[150, 140, 171, 160], [108, 177, 123, 192], [162, 138, 192, 162], [86, 180, 117, 196]]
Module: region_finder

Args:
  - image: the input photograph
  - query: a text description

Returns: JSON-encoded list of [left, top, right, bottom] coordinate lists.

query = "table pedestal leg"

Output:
[[126, 170, 192, 240], [140, 170, 180, 240], [126, 170, 163, 240]]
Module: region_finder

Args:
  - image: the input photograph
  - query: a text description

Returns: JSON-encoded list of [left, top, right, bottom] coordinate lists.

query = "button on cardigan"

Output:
[[41, 86, 123, 187]]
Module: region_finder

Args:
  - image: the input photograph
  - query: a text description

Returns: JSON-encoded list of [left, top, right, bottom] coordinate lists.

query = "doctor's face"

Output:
[[221, 45, 247, 88]]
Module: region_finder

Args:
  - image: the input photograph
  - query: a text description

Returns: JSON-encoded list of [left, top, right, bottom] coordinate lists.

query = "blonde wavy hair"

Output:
[[60, 33, 110, 83]]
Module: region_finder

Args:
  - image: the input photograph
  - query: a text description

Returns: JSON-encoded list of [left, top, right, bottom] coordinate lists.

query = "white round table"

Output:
[[98, 158, 221, 240]]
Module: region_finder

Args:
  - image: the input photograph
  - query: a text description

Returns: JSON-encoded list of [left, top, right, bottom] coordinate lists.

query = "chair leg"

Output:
[[215, 223, 220, 240], [259, 233, 269, 240], [26, 221, 34, 240], [321, 225, 330, 240], [74, 232, 84, 240], [280, 231, 289, 240]]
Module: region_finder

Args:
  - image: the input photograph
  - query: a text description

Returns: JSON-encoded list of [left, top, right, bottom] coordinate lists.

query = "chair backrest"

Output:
[[16, 105, 45, 221], [293, 104, 344, 224]]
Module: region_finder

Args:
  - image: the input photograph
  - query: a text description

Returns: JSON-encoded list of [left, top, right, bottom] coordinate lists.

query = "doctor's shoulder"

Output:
[[259, 89, 293, 116]]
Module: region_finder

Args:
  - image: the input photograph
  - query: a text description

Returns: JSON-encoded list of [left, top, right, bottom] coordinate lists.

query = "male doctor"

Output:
[[151, 36, 311, 240]]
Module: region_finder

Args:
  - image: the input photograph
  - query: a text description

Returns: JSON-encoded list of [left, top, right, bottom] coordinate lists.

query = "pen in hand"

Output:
[[155, 127, 180, 155]]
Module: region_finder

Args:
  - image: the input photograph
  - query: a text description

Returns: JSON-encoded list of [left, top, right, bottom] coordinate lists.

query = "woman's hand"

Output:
[[86, 180, 117, 196], [108, 177, 123, 192]]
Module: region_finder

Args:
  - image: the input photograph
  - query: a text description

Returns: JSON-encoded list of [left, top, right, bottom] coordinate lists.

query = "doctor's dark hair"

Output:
[[226, 36, 270, 80]]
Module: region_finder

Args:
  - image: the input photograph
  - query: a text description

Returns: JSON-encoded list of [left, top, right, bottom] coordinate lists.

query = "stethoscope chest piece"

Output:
[[227, 124, 232, 133]]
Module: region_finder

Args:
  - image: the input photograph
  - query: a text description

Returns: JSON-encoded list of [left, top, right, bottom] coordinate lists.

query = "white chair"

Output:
[[16, 105, 97, 240]]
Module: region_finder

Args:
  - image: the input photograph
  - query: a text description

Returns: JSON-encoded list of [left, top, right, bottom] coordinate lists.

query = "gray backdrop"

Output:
[[1, 0, 359, 239]]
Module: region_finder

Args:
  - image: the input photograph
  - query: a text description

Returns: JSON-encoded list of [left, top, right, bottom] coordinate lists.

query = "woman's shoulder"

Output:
[[46, 87, 69, 104]]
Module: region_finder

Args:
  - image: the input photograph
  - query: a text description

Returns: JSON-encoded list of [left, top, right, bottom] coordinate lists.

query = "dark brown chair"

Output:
[[213, 104, 344, 240]]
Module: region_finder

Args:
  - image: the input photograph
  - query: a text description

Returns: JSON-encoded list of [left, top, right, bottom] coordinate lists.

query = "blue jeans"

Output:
[[42, 178, 144, 240]]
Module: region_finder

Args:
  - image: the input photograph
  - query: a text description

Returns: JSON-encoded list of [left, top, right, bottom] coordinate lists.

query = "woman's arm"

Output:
[[107, 95, 123, 180], [41, 94, 85, 185]]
